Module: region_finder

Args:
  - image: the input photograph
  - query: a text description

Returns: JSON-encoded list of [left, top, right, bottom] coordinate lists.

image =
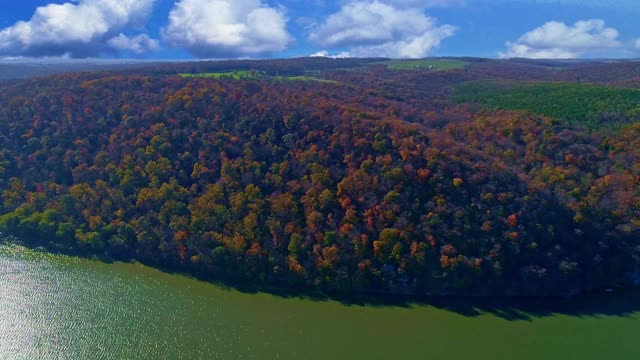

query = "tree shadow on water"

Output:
[[247, 285, 640, 322], [365, 289, 640, 322], [5, 239, 640, 322], [210, 276, 640, 322], [86, 255, 640, 322]]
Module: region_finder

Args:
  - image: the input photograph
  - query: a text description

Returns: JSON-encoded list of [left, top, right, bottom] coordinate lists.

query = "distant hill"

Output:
[[0, 61, 156, 80]]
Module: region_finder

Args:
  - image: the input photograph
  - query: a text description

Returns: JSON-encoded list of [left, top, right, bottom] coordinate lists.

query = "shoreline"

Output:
[[1, 238, 634, 310]]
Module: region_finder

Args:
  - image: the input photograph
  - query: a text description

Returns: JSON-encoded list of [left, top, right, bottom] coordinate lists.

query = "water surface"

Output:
[[1, 244, 639, 359]]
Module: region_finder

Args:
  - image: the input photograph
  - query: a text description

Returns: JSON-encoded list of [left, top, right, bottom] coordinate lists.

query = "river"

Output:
[[1, 244, 639, 359]]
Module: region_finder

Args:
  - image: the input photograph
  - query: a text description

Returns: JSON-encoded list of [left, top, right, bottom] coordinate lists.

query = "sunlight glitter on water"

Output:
[[0, 252, 66, 359]]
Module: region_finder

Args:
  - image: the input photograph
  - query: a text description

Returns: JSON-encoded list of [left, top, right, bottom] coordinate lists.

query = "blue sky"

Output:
[[0, 0, 639, 60]]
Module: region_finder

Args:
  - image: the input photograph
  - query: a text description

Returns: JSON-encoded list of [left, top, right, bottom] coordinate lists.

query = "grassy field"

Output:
[[453, 80, 640, 128], [272, 75, 337, 83], [180, 71, 336, 83], [179, 70, 261, 79], [379, 59, 468, 71]]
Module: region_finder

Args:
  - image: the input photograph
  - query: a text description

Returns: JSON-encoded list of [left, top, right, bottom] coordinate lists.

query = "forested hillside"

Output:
[[1, 58, 639, 297]]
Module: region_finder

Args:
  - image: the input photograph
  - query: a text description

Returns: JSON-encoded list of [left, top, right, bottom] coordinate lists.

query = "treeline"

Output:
[[140, 57, 388, 78], [0, 61, 639, 297], [465, 59, 640, 88]]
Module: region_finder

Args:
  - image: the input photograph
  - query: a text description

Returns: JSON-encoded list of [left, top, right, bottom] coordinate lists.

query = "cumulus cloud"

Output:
[[310, 50, 350, 58], [164, 0, 292, 58], [107, 34, 160, 54], [310, 1, 456, 59], [0, 0, 156, 58], [500, 19, 621, 59]]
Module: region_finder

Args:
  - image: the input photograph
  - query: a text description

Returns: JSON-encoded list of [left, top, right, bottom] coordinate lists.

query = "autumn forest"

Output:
[[1, 57, 640, 297]]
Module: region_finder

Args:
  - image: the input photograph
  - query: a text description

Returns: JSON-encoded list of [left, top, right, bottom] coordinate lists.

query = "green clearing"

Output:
[[272, 75, 338, 83], [179, 71, 336, 83], [453, 80, 640, 128], [380, 59, 468, 71], [179, 70, 261, 79]]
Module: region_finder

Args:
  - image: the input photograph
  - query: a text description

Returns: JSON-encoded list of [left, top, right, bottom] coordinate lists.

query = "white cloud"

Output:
[[310, 50, 350, 58], [0, 0, 156, 58], [348, 26, 456, 58], [310, 50, 330, 57], [310, 1, 456, 59], [491, 0, 638, 8], [107, 34, 160, 54], [164, 0, 292, 58], [500, 19, 621, 59], [381, 0, 464, 7]]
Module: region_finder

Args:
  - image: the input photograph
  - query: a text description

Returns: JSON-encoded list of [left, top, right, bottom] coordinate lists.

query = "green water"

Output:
[[1, 244, 639, 360]]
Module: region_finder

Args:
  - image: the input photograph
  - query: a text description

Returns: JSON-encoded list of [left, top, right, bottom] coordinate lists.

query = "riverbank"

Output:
[[2, 243, 640, 360], [1, 240, 639, 318]]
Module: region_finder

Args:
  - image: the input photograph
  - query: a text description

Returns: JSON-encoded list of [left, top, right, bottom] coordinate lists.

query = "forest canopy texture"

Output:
[[1, 57, 640, 297]]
